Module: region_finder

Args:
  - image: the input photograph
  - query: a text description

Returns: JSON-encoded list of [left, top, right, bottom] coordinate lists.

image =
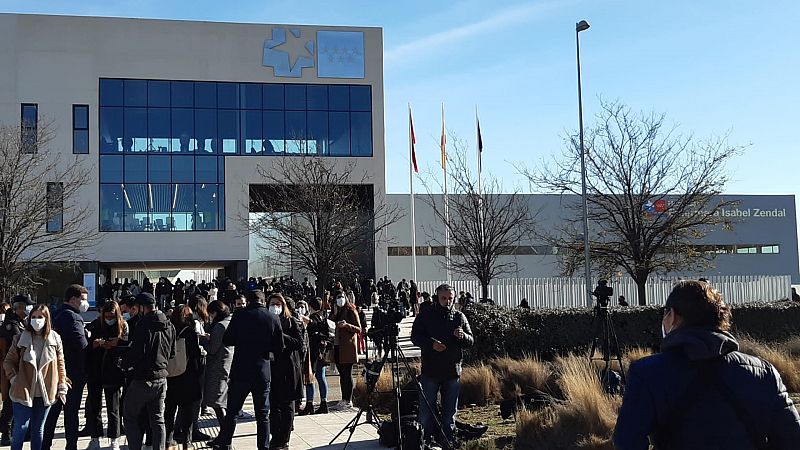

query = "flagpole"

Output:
[[442, 103, 451, 283], [409, 104, 418, 283]]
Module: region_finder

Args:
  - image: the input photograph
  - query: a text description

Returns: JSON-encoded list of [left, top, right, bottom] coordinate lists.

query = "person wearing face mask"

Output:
[[328, 290, 361, 411], [3, 305, 68, 450], [266, 293, 305, 450], [84, 301, 129, 450], [411, 283, 474, 448], [42, 285, 90, 450], [203, 301, 234, 429], [614, 280, 800, 450], [0, 294, 36, 445]]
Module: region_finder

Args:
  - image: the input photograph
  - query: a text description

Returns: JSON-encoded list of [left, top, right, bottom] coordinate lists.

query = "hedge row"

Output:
[[461, 301, 800, 362]]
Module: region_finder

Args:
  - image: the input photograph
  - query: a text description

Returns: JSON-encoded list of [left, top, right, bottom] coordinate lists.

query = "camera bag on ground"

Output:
[[378, 415, 424, 450]]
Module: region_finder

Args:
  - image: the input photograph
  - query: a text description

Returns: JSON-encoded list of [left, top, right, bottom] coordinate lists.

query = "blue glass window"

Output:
[[240, 83, 262, 109], [194, 109, 216, 153], [329, 85, 350, 111], [195, 156, 217, 183], [307, 85, 328, 110], [20, 104, 37, 153], [195, 82, 216, 108], [73, 105, 89, 154], [147, 108, 170, 152], [307, 111, 328, 155], [148, 155, 171, 183], [350, 86, 371, 112], [171, 81, 193, 107], [150, 184, 173, 231], [124, 80, 147, 107], [100, 155, 123, 183], [100, 79, 123, 107], [148, 81, 170, 107], [172, 184, 195, 231], [172, 155, 194, 183], [123, 184, 147, 231], [263, 111, 285, 154], [123, 108, 147, 152], [350, 112, 372, 156], [218, 110, 239, 154], [100, 184, 124, 231], [242, 110, 263, 154], [285, 84, 306, 111], [329, 112, 350, 156], [217, 83, 239, 109], [195, 184, 219, 230], [285, 111, 306, 153], [172, 109, 195, 153], [124, 155, 147, 183], [218, 157, 225, 182], [100, 107, 123, 153], [263, 84, 284, 110], [218, 187, 225, 229]]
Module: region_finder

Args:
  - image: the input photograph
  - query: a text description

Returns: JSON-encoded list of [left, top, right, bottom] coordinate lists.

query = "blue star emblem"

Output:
[[262, 27, 315, 78]]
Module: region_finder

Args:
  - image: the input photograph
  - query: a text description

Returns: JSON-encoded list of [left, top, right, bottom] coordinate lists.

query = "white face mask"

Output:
[[336, 297, 346, 307], [79, 299, 90, 313], [30, 318, 45, 332], [0, 314, 5, 323], [269, 305, 283, 316], [297, 307, 307, 316], [105, 319, 116, 326]]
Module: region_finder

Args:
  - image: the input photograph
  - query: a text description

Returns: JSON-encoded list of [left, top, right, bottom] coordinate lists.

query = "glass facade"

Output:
[[99, 78, 373, 232]]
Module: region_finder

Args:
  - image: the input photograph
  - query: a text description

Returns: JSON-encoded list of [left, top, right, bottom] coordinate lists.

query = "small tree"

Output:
[[423, 138, 536, 300], [245, 155, 402, 295], [526, 100, 742, 305], [0, 120, 97, 300]]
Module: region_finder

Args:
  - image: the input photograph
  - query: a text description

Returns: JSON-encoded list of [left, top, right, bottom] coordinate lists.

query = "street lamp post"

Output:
[[576, 19, 592, 305]]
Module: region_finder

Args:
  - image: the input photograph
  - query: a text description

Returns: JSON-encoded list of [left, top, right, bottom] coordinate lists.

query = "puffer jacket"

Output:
[[410, 302, 473, 380], [614, 327, 800, 450], [122, 310, 176, 381]]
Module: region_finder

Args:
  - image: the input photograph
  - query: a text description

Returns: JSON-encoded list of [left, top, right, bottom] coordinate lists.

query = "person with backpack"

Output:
[[614, 280, 800, 449], [121, 293, 176, 450], [3, 304, 68, 450], [84, 301, 129, 450], [0, 294, 35, 445], [267, 293, 305, 450], [42, 285, 90, 450], [164, 305, 204, 450]]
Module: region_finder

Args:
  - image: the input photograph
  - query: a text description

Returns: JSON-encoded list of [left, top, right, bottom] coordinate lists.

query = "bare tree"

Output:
[[0, 120, 97, 301], [423, 137, 536, 301], [526, 100, 742, 305], [244, 155, 402, 295]]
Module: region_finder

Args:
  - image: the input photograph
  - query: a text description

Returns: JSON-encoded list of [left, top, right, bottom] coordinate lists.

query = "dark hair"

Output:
[[25, 304, 52, 339], [665, 280, 732, 331], [100, 301, 125, 338], [170, 305, 194, 330], [207, 301, 230, 323], [64, 284, 88, 302]]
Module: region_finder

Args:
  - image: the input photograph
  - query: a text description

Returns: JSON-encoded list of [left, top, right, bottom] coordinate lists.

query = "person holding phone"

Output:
[[2, 304, 68, 450]]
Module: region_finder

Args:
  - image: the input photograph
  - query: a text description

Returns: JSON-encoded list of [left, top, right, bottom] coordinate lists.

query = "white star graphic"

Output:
[[274, 30, 313, 72]]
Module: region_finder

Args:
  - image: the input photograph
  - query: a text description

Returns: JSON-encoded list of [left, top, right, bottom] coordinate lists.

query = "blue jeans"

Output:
[[314, 362, 328, 402], [418, 375, 459, 445], [12, 398, 51, 450], [217, 379, 270, 450]]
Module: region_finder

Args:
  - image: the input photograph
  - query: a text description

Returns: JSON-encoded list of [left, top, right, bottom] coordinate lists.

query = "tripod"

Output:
[[588, 305, 626, 388], [330, 325, 450, 450]]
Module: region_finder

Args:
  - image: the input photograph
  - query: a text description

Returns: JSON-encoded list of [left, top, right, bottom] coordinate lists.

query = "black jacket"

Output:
[[122, 310, 176, 381], [411, 302, 474, 380], [0, 314, 25, 348], [614, 327, 800, 450], [306, 310, 331, 365], [86, 318, 129, 386], [166, 325, 204, 402], [223, 303, 284, 383], [270, 315, 305, 403], [52, 303, 89, 382]]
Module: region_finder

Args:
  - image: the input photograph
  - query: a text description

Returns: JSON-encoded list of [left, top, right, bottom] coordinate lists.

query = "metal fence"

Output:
[[417, 275, 793, 309]]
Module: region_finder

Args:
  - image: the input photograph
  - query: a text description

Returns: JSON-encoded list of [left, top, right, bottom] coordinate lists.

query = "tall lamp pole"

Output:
[[576, 19, 592, 305]]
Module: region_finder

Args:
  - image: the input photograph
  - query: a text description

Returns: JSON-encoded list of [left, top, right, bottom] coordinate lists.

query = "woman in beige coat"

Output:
[[3, 305, 67, 450]]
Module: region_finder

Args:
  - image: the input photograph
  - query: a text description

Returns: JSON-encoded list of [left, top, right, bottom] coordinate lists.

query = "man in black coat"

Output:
[[614, 280, 800, 449], [43, 284, 90, 450], [212, 290, 284, 450], [411, 283, 474, 447]]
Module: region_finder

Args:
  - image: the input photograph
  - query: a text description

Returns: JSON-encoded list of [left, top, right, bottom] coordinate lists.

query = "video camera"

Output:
[[592, 280, 613, 308]]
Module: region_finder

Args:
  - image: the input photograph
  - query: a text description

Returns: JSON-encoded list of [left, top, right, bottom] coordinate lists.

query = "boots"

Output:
[[298, 402, 315, 416], [315, 401, 329, 414]]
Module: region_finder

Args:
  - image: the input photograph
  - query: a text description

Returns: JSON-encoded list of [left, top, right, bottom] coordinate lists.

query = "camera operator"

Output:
[[411, 284, 474, 448], [593, 280, 613, 308]]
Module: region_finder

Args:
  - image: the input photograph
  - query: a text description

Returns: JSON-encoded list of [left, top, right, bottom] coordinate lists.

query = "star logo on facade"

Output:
[[262, 27, 315, 78]]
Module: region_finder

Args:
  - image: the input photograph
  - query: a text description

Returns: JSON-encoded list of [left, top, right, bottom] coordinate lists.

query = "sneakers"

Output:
[[86, 438, 101, 450], [110, 438, 121, 450]]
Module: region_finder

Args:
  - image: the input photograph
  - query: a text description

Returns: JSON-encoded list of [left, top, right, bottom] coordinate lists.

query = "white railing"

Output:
[[417, 275, 793, 309]]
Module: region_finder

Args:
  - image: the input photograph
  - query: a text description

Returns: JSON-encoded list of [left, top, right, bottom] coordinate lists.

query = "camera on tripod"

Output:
[[592, 279, 613, 308]]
